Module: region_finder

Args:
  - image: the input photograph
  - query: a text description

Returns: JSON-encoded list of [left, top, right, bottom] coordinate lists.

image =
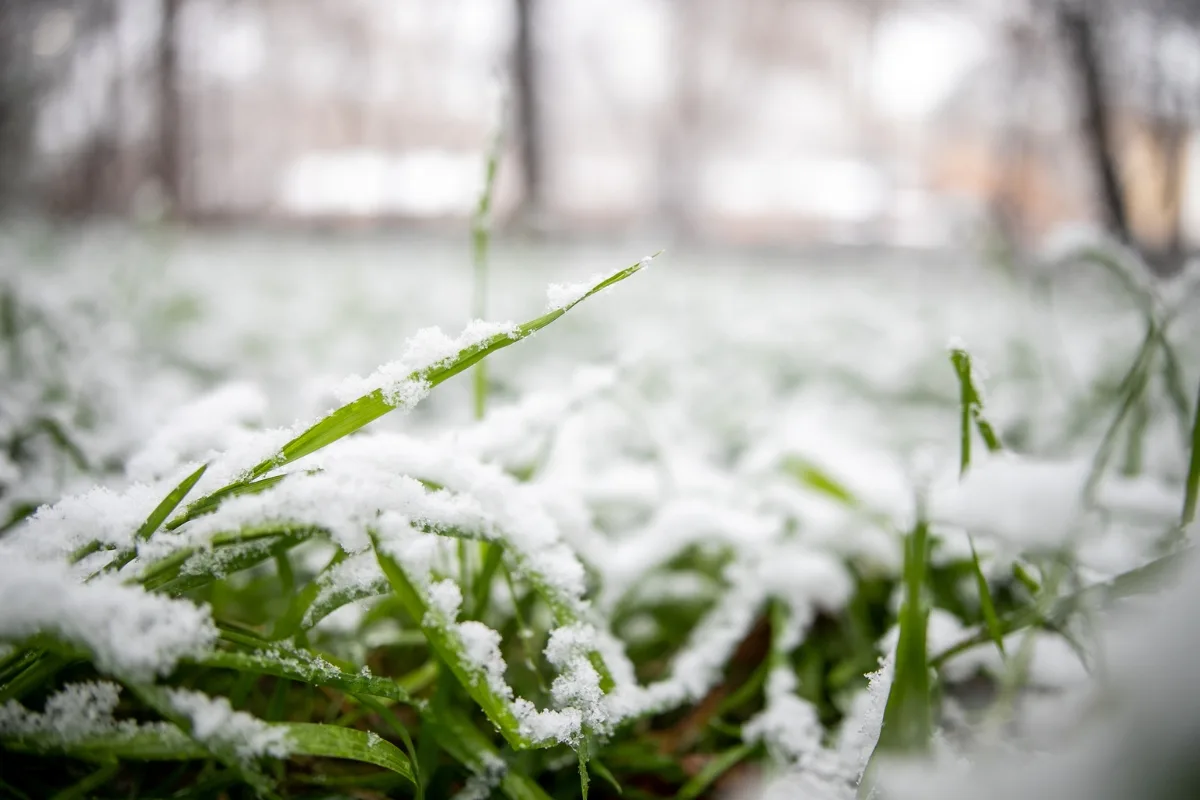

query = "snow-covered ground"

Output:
[[1, 224, 1198, 797]]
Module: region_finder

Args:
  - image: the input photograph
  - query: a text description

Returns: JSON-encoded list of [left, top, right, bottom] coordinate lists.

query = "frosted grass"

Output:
[[1, 226, 1198, 798]]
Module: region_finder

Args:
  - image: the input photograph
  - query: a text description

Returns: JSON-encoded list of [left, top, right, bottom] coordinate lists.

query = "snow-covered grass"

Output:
[[0, 222, 1198, 799]]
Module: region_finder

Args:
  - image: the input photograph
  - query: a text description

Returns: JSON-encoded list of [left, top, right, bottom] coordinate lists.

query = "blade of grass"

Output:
[[861, 516, 932, 798], [676, 743, 755, 800], [241, 258, 652, 484], [1182, 377, 1200, 528], [192, 646, 414, 705], [372, 533, 530, 749], [127, 683, 278, 798], [282, 722, 416, 787], [472, 96, 506, 422], [47, 761, 119, 800], [931, 544, 1191, 667], [949, 347, 1006, 658]]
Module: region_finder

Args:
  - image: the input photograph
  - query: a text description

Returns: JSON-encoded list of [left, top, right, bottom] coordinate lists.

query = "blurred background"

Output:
[[3, 0, 1200, 268]]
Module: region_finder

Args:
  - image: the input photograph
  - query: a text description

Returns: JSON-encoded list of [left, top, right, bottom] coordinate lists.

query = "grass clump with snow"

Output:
[[0, 227, 1199, 800]]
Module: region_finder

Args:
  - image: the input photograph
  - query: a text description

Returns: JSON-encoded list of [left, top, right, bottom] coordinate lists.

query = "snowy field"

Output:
[[1, 224, 1198, 798]]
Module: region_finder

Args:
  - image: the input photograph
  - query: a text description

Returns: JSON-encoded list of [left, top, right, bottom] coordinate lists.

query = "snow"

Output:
[[0, 552, 216, 681], [0, 682, 144, 743], [166, 688, 291, 759], [3, 231, 1198, 797], [931, 453, 1090, 552], [334, 320, 519, 406]]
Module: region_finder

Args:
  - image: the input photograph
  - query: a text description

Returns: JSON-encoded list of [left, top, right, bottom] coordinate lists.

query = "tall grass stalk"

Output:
[[471, 99, 507, 422]]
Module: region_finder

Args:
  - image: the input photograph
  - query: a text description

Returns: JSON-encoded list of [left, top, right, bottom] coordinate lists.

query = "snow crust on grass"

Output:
[[3, 233, 1197, 798], [0, 552, 216, 681], [167, 688, 291, 759], [0, 682, 147, 742], [334, 320, 519, 406]]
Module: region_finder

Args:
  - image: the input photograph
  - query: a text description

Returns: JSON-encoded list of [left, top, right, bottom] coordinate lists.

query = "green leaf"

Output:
[[281, 722, 415, 786]]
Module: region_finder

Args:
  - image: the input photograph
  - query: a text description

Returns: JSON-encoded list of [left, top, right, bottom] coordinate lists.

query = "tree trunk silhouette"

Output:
[[158, 0, 183, 217], [1057, 4, 1131, 245], [513, 0, 543, 227]]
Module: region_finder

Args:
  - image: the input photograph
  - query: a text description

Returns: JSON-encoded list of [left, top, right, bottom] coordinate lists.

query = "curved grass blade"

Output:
[[128, 683, 277, 798], [931, 544, 1192, 668], [166, 474, 285, 531], [1, 724, 207, 762], [281, 722, 416, 786], [48, 761, 118, 800], [137, 525, 320, 594], [427, 705, 555, 800], [192, 646, 414, 705], [782, 456, 857, 507], [372, 534, 530, 749], [677, 743, 755, 800], [71, 464, 209, 572], [243, 258, 651, 484], [139, 464, 209, 540]]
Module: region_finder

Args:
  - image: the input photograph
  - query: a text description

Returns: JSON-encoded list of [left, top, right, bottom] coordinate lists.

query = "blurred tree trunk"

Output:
[[0, 1, 35, 212], [1057, 4, 1132, 245], [158, 0, 183, 218], [658, 0, 703, 242], [513, 0, 544, 228]]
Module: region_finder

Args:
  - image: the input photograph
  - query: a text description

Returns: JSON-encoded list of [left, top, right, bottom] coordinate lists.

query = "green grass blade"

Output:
[[280, 722, 416, 786], [862, 518, 932, 795], [968, 539, 1005, 657], [1182, 378, 1200, 528], [193, 646, 413, 705], [427, 706, 554, 800], [1, 725, 207, 762], [371, 534, 529, 749], [931, 544, 1192, 667], [166, 474, 286, 531], [140, 525, 318, 594], [676, 743, 755, 800], [48, 761, 119, 800], [949, 346, 1002, 459], [128, 683, 278, 798], [590, 759, 623, 795], [782, 456, 858, 507], [472, 98, 506, 421], [1085, 324, 1158, 498], [139, 464, 208, 540], [949, 347, 1007, 658], [472, 542, 505, 617], [241, 259, 650, 485]]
